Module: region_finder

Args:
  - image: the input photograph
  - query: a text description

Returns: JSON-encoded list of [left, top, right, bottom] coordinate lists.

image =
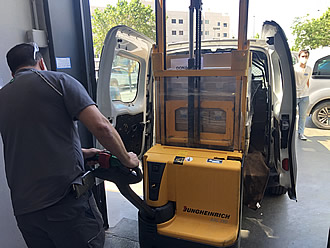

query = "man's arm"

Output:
[[78, 105, 139, 168]]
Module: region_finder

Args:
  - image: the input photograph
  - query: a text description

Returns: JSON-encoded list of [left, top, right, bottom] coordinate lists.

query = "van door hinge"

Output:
[[140, 120, 151, 127]]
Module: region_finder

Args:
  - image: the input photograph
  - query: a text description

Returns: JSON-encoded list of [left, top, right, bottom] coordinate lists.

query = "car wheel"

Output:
[[311, 102, 330, 130], [269, 186, 287, 195]]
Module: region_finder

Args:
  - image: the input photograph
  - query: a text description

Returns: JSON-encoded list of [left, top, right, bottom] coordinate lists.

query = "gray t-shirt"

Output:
[[0, 68, 95, 216]]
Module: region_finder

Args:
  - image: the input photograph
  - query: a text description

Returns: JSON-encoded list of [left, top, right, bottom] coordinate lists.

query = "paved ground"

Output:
[[103, 117, 330, 248]]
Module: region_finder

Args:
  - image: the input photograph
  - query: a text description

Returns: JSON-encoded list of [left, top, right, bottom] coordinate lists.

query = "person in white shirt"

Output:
[[294, 49, 312, 140]]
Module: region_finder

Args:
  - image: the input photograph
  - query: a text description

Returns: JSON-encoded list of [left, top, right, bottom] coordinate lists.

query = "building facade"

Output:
[[166, 10, 230, 43], [141, 1, 232, 43]]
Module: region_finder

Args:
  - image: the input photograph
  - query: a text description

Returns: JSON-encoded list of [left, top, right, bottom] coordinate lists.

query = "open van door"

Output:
[[262, 21, 297, 200], [97, 25, 153, 158]]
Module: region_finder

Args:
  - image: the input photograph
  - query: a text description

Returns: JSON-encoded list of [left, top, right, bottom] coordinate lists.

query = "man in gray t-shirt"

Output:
[[0, 43, 139, 248]]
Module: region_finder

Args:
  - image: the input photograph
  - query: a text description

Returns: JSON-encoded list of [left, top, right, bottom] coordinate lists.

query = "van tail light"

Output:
[[282, 158, 289, 171]]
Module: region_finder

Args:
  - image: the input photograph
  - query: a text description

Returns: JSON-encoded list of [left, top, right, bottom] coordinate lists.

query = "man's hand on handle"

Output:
[[82, 148, 103, 166], [82, 148, 139, 169], [125, 152, 139, 168]]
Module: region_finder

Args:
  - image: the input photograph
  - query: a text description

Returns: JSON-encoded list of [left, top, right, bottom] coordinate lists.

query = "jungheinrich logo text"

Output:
[[183, 206, 230, 219]]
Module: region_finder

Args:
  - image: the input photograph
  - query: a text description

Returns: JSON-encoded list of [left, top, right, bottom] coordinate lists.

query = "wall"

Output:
[[0, 1, 96, 245], [0, 138, 26, 247], [0, 0, 37, 247]]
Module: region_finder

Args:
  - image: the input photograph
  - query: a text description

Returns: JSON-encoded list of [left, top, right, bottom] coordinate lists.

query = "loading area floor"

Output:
[[104, 117, 330, 248]]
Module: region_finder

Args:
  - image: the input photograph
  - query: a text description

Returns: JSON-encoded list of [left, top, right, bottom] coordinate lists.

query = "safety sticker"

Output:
[[174, 156, 185, 165], [207, 159, 223, 164], [185, 157, 193, 162]]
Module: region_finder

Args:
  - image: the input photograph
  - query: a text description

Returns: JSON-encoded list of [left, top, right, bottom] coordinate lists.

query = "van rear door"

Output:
[[97, 25, 153, 157], [262, 21, 297, 200]]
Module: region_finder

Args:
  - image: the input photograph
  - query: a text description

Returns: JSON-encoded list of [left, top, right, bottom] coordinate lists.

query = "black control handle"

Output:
[[90, 152, 155, 219]]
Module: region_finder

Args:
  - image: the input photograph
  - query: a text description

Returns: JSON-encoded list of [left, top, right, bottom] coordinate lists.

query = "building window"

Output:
[[205, 20, 209, 24], [205, 31, 209, 35], [201, 31, 203, 35], [179, 19, 183, 24], [223, 33, 228, 37], [217, 22, 221, 26], [217, 33, 221, 37], [179, 30, 184, 35], [172, 19, 176, 24], [172, 30, 177, 35], [223, 23, 228, 27]]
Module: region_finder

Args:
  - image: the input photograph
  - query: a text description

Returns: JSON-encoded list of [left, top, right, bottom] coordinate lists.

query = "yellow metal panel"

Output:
[[231, 50, 250, 71], [143, 145, 242, 247], [151, 51, 163, 73], [153, 69, 249, 78], [240, 76, 248, 150], [158, 216, 239, 247], [233, 77, 242, 150], [155, 0, 164, 53], [238, 0, 249, 51], [165, 100, 234, 147]]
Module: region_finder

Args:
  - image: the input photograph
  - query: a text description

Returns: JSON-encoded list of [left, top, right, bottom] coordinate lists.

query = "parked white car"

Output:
[[306, 47, 330, 129]]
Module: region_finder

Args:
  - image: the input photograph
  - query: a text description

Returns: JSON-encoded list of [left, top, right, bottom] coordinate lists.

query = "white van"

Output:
[[96, 22, 298, 201]]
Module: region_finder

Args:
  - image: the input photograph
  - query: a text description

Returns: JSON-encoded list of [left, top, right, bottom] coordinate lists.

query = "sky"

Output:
[[90, 0, 329, 46]]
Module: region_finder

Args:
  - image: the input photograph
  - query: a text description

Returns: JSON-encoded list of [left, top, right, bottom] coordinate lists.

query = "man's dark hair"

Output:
[[298, 49, 310, 58], [6, 43, 42, 74]]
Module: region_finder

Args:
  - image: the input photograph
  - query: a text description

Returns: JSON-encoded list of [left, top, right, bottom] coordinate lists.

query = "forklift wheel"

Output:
[[269, 186, 287, 195]]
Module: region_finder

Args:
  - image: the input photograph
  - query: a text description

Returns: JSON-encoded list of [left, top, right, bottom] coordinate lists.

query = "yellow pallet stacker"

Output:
[[136, 0, 251, 247]]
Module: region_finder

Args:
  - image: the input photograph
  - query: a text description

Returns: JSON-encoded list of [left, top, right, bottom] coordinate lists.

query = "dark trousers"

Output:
[[16, 191, 105, 248]]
